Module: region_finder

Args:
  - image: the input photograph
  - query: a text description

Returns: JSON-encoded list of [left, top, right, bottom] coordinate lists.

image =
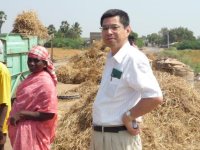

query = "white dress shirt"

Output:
[[93, 42, 162, 126]]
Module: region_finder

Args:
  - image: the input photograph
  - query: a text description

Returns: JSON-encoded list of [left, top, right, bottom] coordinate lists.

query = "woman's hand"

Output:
[[122, 113, 140, 136], [10, 112, 23, 126], [10, 111, 55, 125]]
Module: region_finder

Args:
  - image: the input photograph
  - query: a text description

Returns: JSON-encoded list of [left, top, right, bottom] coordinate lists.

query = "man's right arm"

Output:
[[122, 97, 163, 135]]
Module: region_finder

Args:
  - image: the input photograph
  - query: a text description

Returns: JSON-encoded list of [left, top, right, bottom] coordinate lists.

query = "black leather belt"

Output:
[[93, 125, 127, 133]]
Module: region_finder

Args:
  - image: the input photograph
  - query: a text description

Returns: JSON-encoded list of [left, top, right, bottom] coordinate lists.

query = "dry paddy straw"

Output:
[[52, 42, 200, 150], [12, 10, 49, 39]]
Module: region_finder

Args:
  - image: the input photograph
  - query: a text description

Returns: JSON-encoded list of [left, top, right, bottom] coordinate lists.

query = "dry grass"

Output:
[[141, 71, 200, 150], [179, 50, 200, 64], [52, 43, 200, 150], [12, 10, 49, 39], [47, 48, 84, 61], [56, 42, 107, 84]]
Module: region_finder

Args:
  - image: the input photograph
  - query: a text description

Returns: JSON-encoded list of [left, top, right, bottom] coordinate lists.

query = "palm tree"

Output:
[[71, 22, 82, 38], [60, 21, 69, 37], [47, 24, 56, 35], [0, 11, 7, 34]]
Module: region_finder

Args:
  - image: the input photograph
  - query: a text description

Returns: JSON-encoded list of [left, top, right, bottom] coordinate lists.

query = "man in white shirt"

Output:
[[90, 9, 163, 150]]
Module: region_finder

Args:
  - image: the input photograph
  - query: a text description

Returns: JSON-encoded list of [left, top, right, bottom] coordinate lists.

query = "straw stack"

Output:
[[52, 42, 200, 150], [12, 10, 49, 39]]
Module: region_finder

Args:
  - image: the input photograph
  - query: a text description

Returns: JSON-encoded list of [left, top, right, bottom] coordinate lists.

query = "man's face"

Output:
[[101, 16, 131, 54]]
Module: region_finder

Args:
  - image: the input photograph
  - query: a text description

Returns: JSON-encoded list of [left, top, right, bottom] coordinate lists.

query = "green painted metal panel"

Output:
[[0, 33, 38, 97]]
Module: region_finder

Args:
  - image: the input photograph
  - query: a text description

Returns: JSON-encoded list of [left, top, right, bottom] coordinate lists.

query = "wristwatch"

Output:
[[126, 111, 138, 128], [126, 110, 134, 121]]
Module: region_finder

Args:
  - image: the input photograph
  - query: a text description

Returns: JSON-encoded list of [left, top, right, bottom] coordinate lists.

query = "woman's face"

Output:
[[27, 57, 47, 73]]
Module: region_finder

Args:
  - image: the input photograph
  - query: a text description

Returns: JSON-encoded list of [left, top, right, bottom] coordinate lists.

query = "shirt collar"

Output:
[[112, 41, 131, 63]]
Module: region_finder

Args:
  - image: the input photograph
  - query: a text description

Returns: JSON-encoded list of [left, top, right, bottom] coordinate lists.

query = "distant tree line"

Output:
[[1, 10, 200, 49], [46, 21, 86, 49], [145, 27, 200, 50]]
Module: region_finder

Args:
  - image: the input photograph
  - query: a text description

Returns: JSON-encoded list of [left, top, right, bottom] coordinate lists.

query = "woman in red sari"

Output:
[[8, 46, 58, 150]]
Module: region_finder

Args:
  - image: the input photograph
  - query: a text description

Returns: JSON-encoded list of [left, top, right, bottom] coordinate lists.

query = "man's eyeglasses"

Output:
[[100, 25, 121, 32]]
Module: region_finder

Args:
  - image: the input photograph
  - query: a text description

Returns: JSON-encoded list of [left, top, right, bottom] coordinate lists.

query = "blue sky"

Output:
[[1, 0, 200, 38]]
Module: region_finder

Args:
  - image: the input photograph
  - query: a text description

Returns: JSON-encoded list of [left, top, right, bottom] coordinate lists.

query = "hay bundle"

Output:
[[53, 71, 200, 150], [141, 71, 200, 150], [52, 81, 98, 150], [56, 42, 107, 84], [12, 10, 49, 39], [53, 44, 200, 149], [53, 70, 200, 150]]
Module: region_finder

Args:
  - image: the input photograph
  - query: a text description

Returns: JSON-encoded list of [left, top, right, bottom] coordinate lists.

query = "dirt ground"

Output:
[[48, 48, 84, 61], [56, 82, 80, 117], [51, 48, 84, 119]]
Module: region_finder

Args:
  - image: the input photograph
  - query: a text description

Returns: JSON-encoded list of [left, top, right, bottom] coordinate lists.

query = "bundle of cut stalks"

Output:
[[53, 42, 200, 150], [53, 72, 200, 150], [52, 81, 97, 150], [141, 71, 200, 150], [12, 10, 49, 39], [56, 41, 107, 84]]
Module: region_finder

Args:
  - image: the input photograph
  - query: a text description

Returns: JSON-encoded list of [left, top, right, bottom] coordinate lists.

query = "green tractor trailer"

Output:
[[0, 33, 39, 98]]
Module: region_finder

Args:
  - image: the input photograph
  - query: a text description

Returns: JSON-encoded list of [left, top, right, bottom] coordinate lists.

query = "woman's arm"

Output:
[[10, 110, 55, 126]]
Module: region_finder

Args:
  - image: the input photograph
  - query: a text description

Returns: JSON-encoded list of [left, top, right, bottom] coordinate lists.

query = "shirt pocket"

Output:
[[105, 77, 121, 97]]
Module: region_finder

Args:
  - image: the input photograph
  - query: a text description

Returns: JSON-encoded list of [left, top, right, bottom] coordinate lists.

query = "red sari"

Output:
[[8, 71, 58, 150]]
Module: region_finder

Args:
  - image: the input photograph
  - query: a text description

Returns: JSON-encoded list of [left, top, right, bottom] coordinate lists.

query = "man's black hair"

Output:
[[100, 9, 130, 27]]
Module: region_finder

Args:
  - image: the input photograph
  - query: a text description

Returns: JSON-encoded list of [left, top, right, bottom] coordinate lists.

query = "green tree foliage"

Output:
[[58, 21, 82, 38], [59, 21, 70, 37], [70, 22, 82, 38], [47, 24, 56, 35], [147, 27, 196, 47], [147, 33, 161, 46], [176, 40, 200, 50], [136, 38, 144, 48], [170, 27, 195, 42], [158, 27, 169, 45], [0, 11, 7, 34], [44, 37, 84, 49], [46, 20, 83, 48], [128, 31, 144, 48], [128, 32, 137, 45], [129, 32, 138, 40]]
